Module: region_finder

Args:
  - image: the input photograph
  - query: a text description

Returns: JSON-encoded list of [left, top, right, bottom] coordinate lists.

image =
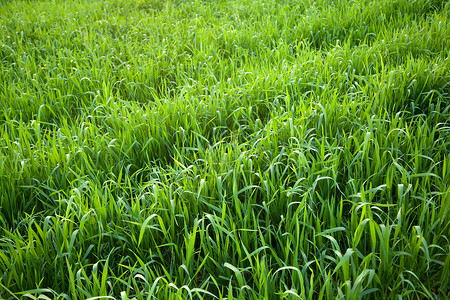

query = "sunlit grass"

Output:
[[0, 0, 449, 298]]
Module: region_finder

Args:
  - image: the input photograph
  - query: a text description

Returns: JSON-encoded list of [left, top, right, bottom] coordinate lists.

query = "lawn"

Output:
[[0, 0, 449, 298]]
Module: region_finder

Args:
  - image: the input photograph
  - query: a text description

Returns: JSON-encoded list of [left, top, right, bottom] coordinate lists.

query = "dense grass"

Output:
[[0, 0, 449, 298]]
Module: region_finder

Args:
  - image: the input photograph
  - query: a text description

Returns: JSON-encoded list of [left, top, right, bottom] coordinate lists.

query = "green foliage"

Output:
[[0, 0, 449, 298]]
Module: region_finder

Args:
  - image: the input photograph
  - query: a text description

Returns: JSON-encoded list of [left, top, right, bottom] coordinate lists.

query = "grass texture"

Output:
[[0, 0, 449, 298]]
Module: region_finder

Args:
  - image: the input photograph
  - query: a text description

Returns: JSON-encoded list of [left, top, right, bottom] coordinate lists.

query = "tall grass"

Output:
[[0, 0, 449, 298]]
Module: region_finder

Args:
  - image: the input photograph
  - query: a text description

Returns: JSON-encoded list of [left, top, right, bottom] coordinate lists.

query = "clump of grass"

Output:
[[0, 0, 449, 298]]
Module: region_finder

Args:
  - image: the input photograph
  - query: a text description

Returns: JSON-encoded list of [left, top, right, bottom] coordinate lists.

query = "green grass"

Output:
[[0, 0, 449, 298]]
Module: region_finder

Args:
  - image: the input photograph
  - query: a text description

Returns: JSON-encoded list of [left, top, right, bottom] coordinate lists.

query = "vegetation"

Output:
[[0, 0, 449, 298]]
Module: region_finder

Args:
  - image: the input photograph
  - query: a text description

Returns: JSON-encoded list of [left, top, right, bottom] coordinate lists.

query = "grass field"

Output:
[[0, 0, 449, 298]]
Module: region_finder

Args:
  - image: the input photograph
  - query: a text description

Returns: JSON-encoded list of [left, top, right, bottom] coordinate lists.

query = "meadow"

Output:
[[0, 0, 449, 298]]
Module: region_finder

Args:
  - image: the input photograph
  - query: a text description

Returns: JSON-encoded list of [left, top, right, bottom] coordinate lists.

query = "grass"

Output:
[[0, 0, 449, 298]]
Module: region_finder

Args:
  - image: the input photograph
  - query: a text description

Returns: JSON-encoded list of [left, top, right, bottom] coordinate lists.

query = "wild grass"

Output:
[[0, 0, 449, 298]]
